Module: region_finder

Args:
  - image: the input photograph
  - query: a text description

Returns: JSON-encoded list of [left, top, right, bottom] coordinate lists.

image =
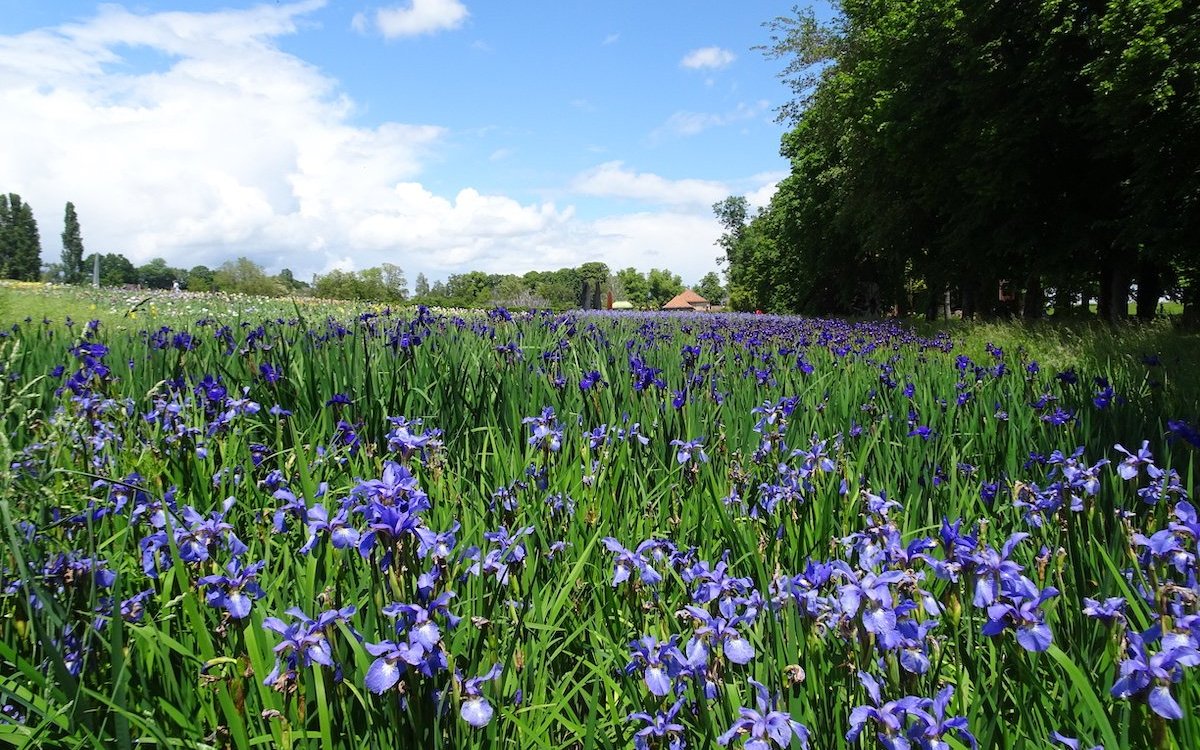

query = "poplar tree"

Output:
[[61, 201, 85, 284]]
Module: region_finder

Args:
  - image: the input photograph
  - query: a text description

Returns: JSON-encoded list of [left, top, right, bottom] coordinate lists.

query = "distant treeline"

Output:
[[0, 195, 724, 309], [63, 255, 711, 310], [719, 1, 1198, 322]]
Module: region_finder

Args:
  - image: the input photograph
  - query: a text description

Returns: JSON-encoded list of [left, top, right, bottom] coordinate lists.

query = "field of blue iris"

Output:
[[0, 298, 1197, 749]]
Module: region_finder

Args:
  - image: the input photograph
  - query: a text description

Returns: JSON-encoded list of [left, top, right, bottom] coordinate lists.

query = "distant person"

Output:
[[172, 279, 181, 294]]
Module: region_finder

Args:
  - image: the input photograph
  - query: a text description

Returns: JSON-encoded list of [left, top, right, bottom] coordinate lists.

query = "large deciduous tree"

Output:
[[695, 272, 725, 304], [732, 1, 1197, 321], [214, 257, 282, 296], [84, 253, 136, 287], [646, 268, 684, 307], [614, 267, 651, 307]]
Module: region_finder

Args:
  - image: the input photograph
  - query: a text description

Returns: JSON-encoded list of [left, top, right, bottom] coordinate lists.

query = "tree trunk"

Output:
[[961, 281, 976, 320], [1183, 279, 1200, 330], [1053, 284, 1074, 318], [924, 285, 940, 321], [1136, 257, 1163, 321], [1097, 264, 1112, 321], [1184, 302, 1199, 329], [895, 283, 910, 317], [1022, 276, 1045, 320], [1108, 265, 1130, 322]]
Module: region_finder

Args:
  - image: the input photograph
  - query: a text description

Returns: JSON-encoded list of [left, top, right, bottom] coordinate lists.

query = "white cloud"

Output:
[[602, 33, 620, 46], [580, 212, 723, 277], [651, 100, 770, 139], [680, 46, 735, 70], [571, 162, 729, 209], [0, 2, 557, 276], [0, 2, 733, 285], [423, 211, 724, 282], [362, 0, 468, 39]]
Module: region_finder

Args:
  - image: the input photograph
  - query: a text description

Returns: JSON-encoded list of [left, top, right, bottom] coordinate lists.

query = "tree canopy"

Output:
[[720, 0, 1199, 321], [0, 194, 42, 281], [60, 202, 85, 284]]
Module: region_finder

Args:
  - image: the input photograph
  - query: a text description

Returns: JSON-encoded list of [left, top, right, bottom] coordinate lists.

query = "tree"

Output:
[[414, 272, 430, 297], [695, 272, 725, 304], [0, 196, 11, 278], [614, 267, 650, 307], [312, 269, 362, 300], [443, 271, 494, 306], [274, 268, 308, 292], [138, 258, 178, 289], [646, 268, 684, 307], [84, 252, 136, 287], [312, 264, 409, 302], [213, 257, 282, 296], [60, 202, 85, 284], [1086, 0, 1200, 322], [533, 268, 582, 309], [714, 195, 797, 312], [742, 1, 1187, 320], [577, 261, 610, 310], [380, 263, 408, 301], [491, 275, 545, 307], [0, 194, 42, 281], [187, 265, 215, 292], [712, 196, 749, 271]]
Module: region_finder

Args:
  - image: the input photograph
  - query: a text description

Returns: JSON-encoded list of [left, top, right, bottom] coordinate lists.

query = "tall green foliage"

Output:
[[312, 263, 408, 302], [84, 252, 137, 287], [60, 202, 85, 284], [0, 193, 43, 281], [137, 257, 181, 289], [695, 271, 725, 304], [614, 267, 651, 306], [414, 272, 431, 297], [646, 268, 684, 307], [733, 1, 1198, 321], [213, 257, 282, 296]]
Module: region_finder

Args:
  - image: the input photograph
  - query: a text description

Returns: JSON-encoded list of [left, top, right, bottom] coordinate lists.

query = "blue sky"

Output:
[[0, 1, 825, 285]]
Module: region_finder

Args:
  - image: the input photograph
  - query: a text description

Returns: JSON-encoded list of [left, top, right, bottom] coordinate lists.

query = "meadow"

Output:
[[0, 281, 1198, 749]]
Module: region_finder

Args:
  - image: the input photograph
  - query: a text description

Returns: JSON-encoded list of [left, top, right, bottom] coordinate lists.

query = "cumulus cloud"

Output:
[[356, 0, 469, 38], [0, 2, 734, 283], [680, 46, 735, 70], [570, 161, 729, 209]]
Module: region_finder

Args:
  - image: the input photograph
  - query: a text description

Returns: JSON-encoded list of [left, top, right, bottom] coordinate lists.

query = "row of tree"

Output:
[[0, 194, 44, 281], [86, 257, 711, 309], [410, 265, 713, 309], [0, 196, 89, 284], [80, 253, 305, 296], [1, 194, 719, 309], [720, 0, 1197, 321]]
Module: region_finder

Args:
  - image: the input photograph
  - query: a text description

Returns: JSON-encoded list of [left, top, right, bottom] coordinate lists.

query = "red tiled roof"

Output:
[[662, 289, 709, 309]]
